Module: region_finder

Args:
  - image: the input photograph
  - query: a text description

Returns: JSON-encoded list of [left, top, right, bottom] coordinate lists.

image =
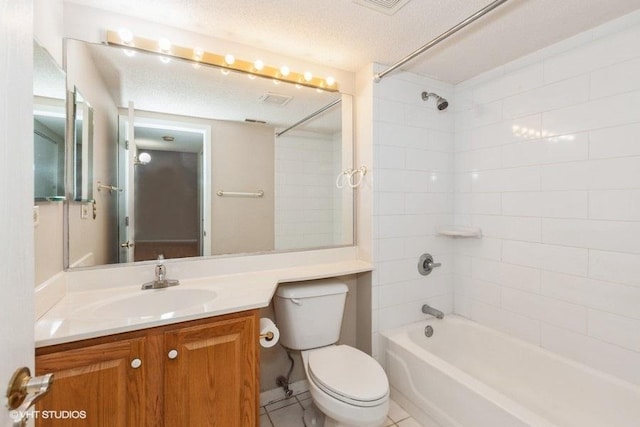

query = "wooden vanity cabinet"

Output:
[[35, 337, 148, 427], [35, 310, 259, 427]]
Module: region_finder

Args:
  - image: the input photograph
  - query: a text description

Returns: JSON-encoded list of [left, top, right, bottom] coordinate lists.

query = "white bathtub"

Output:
[[382, 315, 640, 427]]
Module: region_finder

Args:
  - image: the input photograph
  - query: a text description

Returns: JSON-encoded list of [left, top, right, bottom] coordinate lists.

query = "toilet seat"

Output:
[[307, 345, 388, 408]]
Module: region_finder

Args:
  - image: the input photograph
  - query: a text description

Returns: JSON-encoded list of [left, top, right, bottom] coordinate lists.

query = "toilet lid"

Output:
[[308, 345, 388, 406]]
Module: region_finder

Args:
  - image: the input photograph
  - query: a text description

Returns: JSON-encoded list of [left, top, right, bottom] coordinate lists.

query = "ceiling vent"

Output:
[[353, 0, 411, 15], [259, 92, 293, 106]]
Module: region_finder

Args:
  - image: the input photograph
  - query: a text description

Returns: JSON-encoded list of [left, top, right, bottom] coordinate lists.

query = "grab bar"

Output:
[[216, 190, 264, 198]]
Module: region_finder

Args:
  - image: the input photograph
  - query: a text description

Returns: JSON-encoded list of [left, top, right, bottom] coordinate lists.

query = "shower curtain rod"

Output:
[[373, 0, 510, 82], [276, 98, 342, 137]]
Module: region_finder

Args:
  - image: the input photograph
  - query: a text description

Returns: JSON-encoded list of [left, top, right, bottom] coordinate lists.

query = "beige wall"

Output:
[[211, 121, 274, 255], [259, 275, 358, 392], [34, 203, 64, 285]]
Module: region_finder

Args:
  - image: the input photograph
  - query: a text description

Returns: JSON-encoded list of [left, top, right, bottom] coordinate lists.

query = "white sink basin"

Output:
[[72, 288, 218, 319]]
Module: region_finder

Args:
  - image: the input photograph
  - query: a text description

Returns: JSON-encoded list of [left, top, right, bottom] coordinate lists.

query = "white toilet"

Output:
[[274, 279, 389, 427]]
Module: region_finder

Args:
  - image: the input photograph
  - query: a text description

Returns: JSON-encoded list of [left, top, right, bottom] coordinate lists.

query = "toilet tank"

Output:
[[274, 279, 348, 350]]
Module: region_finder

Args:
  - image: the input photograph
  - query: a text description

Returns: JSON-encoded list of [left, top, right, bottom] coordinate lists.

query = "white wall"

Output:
[[34, 0, 62, 65], [370, 67, 455, 361], [452, 10, 640, 385]]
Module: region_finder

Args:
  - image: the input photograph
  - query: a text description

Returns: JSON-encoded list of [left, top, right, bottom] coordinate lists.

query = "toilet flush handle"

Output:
[[290, 298, 302, 306]]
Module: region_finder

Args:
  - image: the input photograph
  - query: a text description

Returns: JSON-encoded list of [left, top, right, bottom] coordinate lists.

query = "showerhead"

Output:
[[421, 91, 449, 110]]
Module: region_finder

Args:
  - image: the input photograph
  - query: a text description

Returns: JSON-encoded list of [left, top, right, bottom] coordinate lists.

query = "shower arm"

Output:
[[373, 0, 510, 83]]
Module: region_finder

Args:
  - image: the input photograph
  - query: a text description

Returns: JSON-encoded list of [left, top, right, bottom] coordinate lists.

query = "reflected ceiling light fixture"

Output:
[[158, 38, 172, 53], [106, 30, 339, 92], [135, 152, 152, 165], [193, 47, 204, 61], [118, 28, 134, 45]]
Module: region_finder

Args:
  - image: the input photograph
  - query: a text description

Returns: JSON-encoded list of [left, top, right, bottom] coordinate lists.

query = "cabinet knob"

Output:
[[167, 349, 178, 360], [130, 358, 142, 369]]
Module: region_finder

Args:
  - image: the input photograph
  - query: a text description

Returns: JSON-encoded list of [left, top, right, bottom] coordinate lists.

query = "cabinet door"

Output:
[[164, 312, 258, 427], [35, 338, 147, 427]]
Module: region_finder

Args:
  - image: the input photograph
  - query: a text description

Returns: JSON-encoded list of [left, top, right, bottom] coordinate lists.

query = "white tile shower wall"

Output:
[[452, 10, 640, 384], [371, 68, 455, 362], [274, 133, 340, 249]]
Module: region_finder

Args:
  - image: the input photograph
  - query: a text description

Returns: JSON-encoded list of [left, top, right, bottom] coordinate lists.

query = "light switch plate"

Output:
[[81, 203, 90, 219], [33, 206, 40, 227]]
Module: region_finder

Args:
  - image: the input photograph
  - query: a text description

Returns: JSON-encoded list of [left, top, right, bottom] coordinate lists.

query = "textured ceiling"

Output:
[[66, 0, 640, 83]]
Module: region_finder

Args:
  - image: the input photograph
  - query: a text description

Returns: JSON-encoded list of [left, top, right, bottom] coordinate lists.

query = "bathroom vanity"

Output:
[[35, 310, 259, 427], [33, 259, 372, 426]]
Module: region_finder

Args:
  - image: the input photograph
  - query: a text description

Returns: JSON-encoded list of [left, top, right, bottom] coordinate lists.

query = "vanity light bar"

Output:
[[106, 30, 339, 92]]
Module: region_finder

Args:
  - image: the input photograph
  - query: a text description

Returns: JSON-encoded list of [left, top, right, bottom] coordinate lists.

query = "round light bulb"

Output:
[[325, 76, 335, 86], [254, 60, 264, 71], [303, 71, 313, 82], [118, 28, 133, 44], [220, 68, 230, 75], [158, 38, 171, 53], [138, 152, 151, 164], [193, 47, 204, 61], [280, 65, 290, 77], [224, 54, 235, 65], [159, 56, 171, 64]]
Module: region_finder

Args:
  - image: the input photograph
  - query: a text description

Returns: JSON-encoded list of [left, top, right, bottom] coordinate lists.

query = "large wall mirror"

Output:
[[64, 38, 354, 269], [34, 40, 66, 201]]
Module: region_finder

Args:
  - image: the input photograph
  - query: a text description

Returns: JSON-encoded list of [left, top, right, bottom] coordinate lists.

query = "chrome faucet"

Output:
[[422, 303, 444, 319], [141, 255, 180, 290]]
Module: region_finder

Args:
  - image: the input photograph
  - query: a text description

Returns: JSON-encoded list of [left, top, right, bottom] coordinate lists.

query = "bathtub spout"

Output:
[[422, 304, 444, 319]]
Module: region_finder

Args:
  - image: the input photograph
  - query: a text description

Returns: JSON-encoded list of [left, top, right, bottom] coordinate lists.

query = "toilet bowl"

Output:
[[302, 345, 389, 427], [273, 279, 389, 427]]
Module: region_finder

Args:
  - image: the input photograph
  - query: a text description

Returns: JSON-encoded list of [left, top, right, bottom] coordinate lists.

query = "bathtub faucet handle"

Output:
[[418, 253, 441, 276]]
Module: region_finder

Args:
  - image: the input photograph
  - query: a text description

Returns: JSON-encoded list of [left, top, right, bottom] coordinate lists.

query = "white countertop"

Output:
[[35, 260, 372, 347]]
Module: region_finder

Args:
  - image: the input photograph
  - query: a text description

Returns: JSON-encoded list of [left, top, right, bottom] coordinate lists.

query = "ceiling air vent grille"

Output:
[[259, 92, 292, 106], [353, 0, 411, 15]]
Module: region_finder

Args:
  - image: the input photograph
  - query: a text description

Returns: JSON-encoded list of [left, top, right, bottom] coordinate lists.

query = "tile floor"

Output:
[[260, 390, 419, 427]]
